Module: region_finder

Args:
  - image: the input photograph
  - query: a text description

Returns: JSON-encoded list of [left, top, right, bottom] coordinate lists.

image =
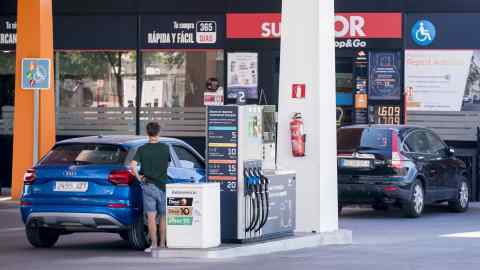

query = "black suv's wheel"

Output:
[[448, 177, 470, 213], [403, 181, 424, 218], [127, 216, 150, 250], [25, 224, 60, 248]]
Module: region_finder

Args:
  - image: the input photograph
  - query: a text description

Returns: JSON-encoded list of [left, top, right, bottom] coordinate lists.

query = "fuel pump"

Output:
[[207, 105, 296, 243]]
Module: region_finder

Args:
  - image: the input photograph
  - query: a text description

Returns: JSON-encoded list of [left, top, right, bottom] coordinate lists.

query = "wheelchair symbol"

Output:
[[412, 20, 436, 46]]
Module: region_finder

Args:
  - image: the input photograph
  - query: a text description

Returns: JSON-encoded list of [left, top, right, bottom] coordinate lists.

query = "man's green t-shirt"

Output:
[[133, 142, 170, 190]]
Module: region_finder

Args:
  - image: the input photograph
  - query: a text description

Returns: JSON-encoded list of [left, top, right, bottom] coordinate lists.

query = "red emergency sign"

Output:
[[291, 84, 306, 99]]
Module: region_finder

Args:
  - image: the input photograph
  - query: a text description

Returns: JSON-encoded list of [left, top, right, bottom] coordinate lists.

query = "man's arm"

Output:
[[130, 160, 144, 182]]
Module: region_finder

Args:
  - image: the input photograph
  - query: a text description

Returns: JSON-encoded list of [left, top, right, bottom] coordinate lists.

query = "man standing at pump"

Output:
[[130, 122, 170, 252]]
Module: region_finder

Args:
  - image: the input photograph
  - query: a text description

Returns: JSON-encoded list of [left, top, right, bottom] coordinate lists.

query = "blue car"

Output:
[[20, 135, 206, 249]]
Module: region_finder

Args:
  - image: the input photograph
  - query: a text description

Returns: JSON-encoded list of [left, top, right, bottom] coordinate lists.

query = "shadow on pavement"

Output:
[[340, 203, 480, 219]]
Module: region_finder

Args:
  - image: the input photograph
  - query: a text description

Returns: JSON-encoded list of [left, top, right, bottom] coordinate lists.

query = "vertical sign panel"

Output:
[[207, 106, 238, 192], [368, 52, 401, 101]]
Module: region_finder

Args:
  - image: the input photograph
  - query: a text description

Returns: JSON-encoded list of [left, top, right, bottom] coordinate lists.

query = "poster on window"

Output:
[[405, 50, 476, 111], [368, 52, 401, 100], [227, 53, 259, 99]]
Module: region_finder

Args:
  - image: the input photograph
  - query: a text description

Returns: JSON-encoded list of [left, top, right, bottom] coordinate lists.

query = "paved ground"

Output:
[[1, 202, 480, 270]]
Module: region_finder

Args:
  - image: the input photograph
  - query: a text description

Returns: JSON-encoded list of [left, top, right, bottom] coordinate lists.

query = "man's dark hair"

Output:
[[146, 122, 161, 137], [206, 77, 219, 90]]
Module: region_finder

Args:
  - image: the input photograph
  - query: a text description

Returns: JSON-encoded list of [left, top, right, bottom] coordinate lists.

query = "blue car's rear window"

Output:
[[40, 144, 127, 165]]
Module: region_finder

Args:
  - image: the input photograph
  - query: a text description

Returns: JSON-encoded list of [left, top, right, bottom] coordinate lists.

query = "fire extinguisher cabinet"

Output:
[[165, 183, 221, 249]]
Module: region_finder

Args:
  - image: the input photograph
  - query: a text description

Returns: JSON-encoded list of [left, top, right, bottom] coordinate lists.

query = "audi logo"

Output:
[[63, 170, 77, 177]]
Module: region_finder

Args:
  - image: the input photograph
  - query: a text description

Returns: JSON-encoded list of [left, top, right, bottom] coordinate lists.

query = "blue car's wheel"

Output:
[[127, 215, 150, 250], [26, 223, 60, 248], [119, 231, 129, 241]]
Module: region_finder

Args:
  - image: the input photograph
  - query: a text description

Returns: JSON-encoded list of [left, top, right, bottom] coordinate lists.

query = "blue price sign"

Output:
[[21, 58, 51, 90]]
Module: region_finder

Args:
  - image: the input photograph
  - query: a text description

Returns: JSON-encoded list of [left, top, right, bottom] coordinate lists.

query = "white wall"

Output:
[[277, 0, 338, 232]]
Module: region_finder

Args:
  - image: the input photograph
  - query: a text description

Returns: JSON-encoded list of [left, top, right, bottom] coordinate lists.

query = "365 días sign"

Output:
[[21, 58, 51, 90]]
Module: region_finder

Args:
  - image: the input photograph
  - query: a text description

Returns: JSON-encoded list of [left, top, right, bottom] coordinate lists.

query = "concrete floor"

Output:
[[1, 201, 480, 270]]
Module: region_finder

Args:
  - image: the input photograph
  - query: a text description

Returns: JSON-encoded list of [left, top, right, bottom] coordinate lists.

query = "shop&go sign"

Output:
[[142, 15, 225, 49], [227, 13, 402, 47]]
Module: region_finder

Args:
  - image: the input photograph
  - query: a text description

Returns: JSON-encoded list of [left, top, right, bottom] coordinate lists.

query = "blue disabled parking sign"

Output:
[[21, 58, 51, 90], [411, 20, 436, 46]]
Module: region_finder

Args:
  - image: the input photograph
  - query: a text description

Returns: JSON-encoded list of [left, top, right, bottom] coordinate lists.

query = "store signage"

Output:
[[405, 50, 476, 112], [0, 17, 16, 50], [355, 93, 368, 109], [368, 52, 402, 101], [335, 13, 402, 39], [227, 13, 402, 48], [406, 14, 480, 49], [291, 84, 306, 99], [142, 15, 225, 49], [411, 20, 436, 47], [227, 13, 281, 39]]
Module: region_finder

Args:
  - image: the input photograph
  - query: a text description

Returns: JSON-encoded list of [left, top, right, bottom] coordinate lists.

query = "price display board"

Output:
[[368, 105, 401, 125]]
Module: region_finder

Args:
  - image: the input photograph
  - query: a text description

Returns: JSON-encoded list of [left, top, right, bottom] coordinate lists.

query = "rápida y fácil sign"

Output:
[[142, 15, 225, 49]]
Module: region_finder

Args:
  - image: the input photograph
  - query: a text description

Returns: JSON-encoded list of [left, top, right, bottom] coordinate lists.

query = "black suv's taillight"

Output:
[[23, 168, 36, 185], [108, 170, 135, 185], [389, 131, 409, 175]]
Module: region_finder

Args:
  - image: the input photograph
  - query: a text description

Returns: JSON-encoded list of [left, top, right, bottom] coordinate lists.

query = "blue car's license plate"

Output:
[[54, 181, 89, 192]]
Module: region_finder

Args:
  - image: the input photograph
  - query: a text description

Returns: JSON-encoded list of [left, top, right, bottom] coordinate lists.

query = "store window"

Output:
[[336, 57, 354, 127], [0, 51, 15, 118], [141, 50, 224, 108], [56, 51, 137, 108]]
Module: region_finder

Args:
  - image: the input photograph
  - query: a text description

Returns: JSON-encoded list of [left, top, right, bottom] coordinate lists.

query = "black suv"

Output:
[[337, 125, 470, 218]]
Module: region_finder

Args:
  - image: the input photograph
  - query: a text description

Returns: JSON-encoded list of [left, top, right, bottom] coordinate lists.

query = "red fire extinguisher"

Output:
[[290, 112, 306, 157]]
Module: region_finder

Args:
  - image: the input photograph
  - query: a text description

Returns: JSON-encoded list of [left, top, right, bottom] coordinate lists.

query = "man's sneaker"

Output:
[[144, 246, 156, 253]]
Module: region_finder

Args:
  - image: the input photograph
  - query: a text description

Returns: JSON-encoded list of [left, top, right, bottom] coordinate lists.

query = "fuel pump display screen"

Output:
[[368, 105, 401, 125]]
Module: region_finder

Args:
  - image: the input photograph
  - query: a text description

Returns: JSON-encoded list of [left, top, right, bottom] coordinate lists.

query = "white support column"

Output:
[[278, 0, 339, 233]]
